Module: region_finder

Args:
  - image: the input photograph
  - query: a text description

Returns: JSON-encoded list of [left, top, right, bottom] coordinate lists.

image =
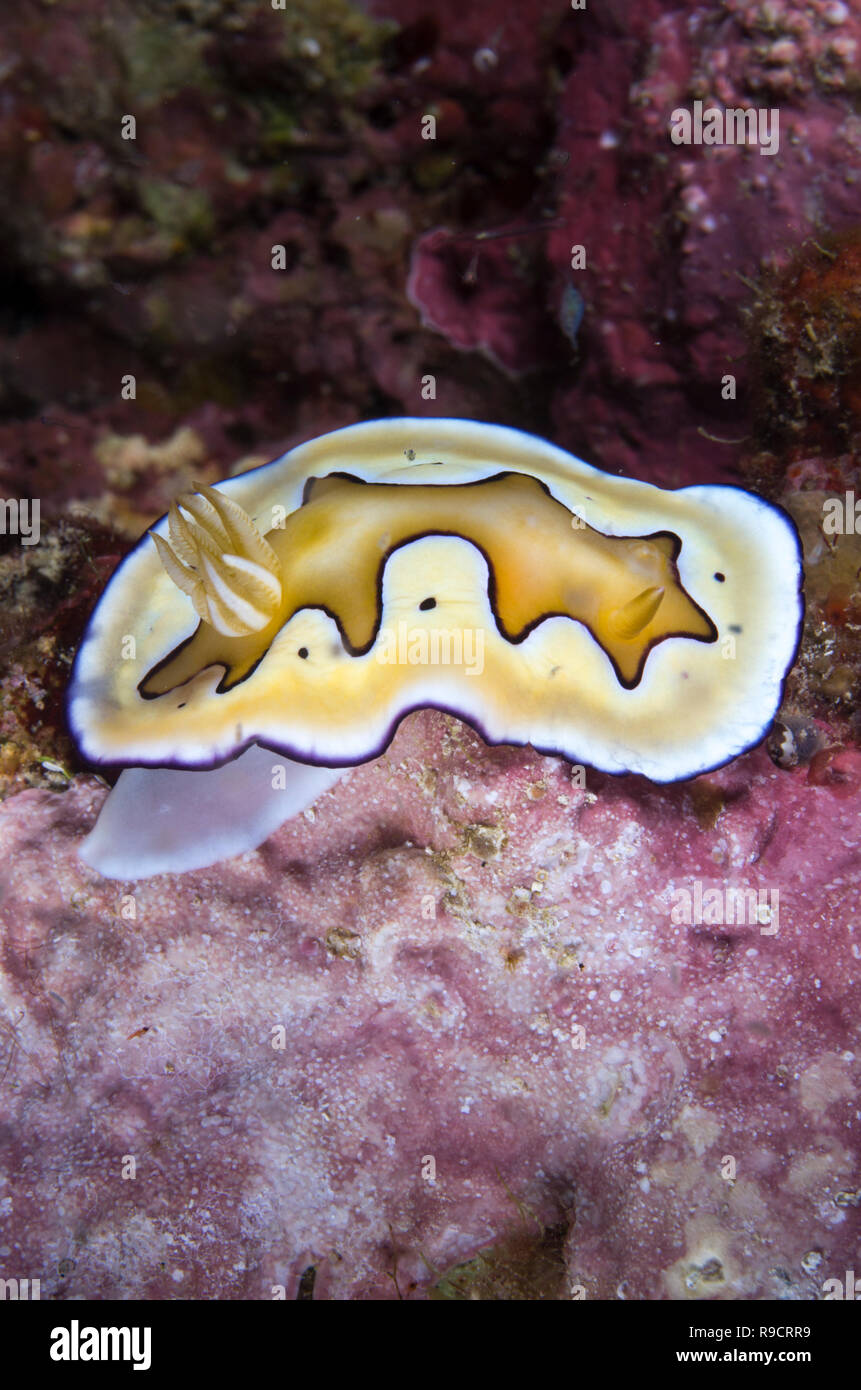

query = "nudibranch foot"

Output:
[[79, 745, 344, 879]]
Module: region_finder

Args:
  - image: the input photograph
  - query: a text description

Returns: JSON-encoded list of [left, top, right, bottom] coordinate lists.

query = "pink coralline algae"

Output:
[[546, 0, 861, 487], [1, 712, 858, 1300], [407, 227, 553, 376]]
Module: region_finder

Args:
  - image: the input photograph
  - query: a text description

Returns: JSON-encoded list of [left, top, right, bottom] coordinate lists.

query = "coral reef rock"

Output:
[[1, 711, 858, 1299]]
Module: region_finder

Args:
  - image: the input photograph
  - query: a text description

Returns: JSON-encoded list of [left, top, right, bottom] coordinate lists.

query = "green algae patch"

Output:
[[138, 181, 215, 248], [270, 0, 396, 100], [429, 1223, 570, 1300], [114, 16, 214, 108]]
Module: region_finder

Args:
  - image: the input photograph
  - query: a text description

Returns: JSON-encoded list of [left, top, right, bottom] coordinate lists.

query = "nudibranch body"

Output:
[[68, 418, 802, 878]]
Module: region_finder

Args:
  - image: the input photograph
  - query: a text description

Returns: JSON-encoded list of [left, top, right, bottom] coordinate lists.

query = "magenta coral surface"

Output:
[[1, 715, 858, 1299]]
